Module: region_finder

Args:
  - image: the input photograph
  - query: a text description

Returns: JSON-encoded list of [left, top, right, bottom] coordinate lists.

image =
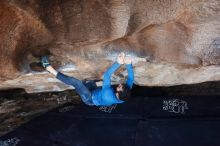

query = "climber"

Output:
[[41, 52, 134, 106]]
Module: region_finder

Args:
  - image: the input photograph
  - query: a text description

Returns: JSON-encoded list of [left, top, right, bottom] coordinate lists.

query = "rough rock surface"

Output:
[[0, 89, 80, 136], [0, 0, 220, 93]]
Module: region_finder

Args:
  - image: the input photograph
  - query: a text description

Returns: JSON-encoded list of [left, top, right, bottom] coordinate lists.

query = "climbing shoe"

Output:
[[41, 56, 50, 68]]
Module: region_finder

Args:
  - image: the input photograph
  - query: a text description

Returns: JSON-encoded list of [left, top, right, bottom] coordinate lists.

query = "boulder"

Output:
[[0, 0, 220, 93]]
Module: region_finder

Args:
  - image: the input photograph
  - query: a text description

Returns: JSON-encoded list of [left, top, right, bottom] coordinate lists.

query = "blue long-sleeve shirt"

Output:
[[92, 62, 134, 106]]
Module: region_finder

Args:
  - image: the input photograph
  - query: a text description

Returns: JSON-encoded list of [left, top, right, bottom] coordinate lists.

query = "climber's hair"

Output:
[[116, 84, 131, 101]]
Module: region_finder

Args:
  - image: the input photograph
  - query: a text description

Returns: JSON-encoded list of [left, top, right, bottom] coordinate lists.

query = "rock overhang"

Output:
[[0, 0, 220, 93]]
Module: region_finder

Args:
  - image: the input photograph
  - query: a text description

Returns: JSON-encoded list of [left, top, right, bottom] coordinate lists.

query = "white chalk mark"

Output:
[[0, 137, 20, 146], [99, 104, 117, 113], [162, 99, 188, 114]]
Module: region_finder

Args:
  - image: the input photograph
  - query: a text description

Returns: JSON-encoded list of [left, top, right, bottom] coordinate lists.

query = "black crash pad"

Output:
[[1, 95, 220, 146]]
